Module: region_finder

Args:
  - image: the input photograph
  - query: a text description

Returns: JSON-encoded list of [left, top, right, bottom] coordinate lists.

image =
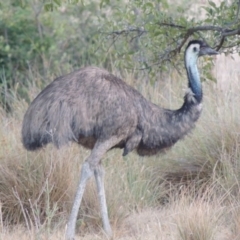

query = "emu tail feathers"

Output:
[[21, 98, 77, 151]]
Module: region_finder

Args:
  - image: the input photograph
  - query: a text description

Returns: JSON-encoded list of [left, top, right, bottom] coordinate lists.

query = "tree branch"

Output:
[[109, 27, 147, 36], [103, 0, 240, 70], [157, 21, 240, 55]]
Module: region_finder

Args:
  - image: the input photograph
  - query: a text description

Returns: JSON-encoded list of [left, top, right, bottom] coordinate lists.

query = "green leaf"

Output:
[[208, 0, 217, 10], [100, 0, 110, 9], [44, 3, 54, 11], [53, 0, 61, 6]]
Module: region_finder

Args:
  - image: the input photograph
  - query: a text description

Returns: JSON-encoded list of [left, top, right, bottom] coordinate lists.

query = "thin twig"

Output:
[[12, 187, 31, 231], [29, 199, 40, 230]]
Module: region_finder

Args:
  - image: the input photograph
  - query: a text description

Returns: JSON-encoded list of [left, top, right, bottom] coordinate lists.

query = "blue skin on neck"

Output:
[[187, 66, 202, 103]]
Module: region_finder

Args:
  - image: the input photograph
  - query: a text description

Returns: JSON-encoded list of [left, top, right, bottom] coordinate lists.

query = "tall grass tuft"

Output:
[[174, 190, 223, 240]]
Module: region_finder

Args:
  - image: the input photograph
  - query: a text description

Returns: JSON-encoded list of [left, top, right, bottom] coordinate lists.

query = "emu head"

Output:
[[185, 40, 218, 64]]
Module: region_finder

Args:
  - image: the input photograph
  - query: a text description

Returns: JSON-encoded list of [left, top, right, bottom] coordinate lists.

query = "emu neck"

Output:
[[185, 54, 202, 103]]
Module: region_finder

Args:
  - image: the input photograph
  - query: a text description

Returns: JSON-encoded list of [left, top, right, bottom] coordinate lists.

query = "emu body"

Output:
[[22, 67, 200, 156], [22, 40, 218, 239]]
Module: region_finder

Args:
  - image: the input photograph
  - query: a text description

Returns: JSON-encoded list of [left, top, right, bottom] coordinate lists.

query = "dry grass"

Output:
[[0, 51, 240, 240]]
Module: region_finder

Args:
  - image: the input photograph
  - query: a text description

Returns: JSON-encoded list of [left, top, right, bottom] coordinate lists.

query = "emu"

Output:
[[22, 40, 218, 239]]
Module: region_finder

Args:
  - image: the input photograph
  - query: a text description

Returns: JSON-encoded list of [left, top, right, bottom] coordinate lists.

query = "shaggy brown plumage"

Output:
[[22, 67, 201, 156]]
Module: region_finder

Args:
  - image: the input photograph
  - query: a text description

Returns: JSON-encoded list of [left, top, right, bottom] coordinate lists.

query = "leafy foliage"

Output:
[[98, 0, 240, 73], [0, 1, 106, 110], [0, 0, 240, 110]]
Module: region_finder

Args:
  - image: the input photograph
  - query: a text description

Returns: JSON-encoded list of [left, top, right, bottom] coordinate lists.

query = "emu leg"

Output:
[[65, 136, 123, 240], [94, 165, 112, 236], [65, 161, 93, 240]]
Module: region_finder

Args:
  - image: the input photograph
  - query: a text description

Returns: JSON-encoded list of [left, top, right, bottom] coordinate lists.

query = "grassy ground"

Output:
[[0, 52, 240, 240]]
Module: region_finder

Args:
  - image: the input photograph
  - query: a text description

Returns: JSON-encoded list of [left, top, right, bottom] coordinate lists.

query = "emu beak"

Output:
[[199, 46, 219, 56]]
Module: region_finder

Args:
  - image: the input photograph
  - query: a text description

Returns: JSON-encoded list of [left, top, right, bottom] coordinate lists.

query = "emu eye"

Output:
[[193, 47, 197, 52]]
